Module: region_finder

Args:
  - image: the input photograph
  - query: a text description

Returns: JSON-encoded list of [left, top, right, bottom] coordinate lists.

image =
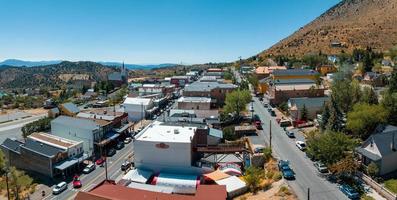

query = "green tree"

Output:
[[244, 166, 264, 194], [306, 131, 357, 165], [21, 117, 52, 138], [222, 126, 237, 141], [262, 147, 273, 163], [389, 73, 397, 93], [367, 162, 379, 177], [223, 90, 251, 117], [8, 167, 33, 199], [0, 150, 6, 176], [300, 104, 308, 121], [347, 103, 389, 139], [361, 87, 378, 105], [326, 97, 344, 132], [381, 91, 397, 125], [320, 103, 330, 130]]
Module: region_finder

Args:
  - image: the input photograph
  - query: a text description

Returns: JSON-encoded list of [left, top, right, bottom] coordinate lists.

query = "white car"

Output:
[[82, 163, 96, 174], [124, 137, 132, 144], [295, 141, 306, 151], [52, 182, 67, 195]]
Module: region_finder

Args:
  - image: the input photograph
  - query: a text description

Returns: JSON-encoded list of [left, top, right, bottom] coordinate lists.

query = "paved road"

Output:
[[250, 97, 348, 200], [42, 141, 134, 200], [0, 114, 47, 143]]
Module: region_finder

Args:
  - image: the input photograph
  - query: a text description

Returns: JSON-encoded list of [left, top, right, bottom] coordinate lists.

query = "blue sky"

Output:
[[0, 0, 340, 64]]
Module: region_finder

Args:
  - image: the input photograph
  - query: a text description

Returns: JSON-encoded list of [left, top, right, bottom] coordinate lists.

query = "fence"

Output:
[[356, 171, 397, 200]]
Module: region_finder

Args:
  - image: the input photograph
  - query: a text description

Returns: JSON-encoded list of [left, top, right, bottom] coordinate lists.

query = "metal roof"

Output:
[[288, 97, 329, 109], [184, 82, 237, 92], [1, 138, 22, 154], [22, 138, 65, 158], [62, 102, 80, 114], [273, 69, 319, 76], [209, 128, 223, 138]]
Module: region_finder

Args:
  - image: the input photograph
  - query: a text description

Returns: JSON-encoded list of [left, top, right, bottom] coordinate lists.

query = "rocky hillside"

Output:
[[261, 0, 397, 57], [0, 61, 117, 89]]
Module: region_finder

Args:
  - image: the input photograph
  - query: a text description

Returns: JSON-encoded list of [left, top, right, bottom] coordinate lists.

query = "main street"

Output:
[[41, 140, 134, 200], [250, 97, 348, 200]]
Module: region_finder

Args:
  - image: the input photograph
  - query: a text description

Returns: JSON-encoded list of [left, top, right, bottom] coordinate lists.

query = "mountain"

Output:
[[0, 61, 117, 89], [260, 0, 397, 57], [99, 62, 176, 70], [0, 59, 176, 70], [0, 59, 62, 67]]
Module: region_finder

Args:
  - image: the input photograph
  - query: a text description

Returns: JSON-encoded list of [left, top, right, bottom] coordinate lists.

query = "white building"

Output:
[[133, 121, 206, 174], [123, 97, 154, 122], [177, 96, 211, 110], [51, 116, 104, 157]]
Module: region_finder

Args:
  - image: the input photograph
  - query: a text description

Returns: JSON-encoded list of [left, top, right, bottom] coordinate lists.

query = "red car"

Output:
[[95, 158, 105, 165], [72, 175, 82, 188]]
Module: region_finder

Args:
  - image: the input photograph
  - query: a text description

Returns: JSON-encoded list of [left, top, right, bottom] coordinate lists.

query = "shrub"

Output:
[[385, 179, 397, 194], [272, 171, 282, 181]]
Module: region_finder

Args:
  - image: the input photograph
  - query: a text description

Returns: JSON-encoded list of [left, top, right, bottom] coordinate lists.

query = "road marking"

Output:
[[64, 146, 134, 200]]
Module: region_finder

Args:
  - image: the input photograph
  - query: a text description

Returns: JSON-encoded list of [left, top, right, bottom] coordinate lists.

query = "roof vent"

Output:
[[174, 129, 179, 134]]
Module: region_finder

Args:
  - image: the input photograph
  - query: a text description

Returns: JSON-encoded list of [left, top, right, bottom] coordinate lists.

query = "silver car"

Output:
[[52, 182, 67, 195]]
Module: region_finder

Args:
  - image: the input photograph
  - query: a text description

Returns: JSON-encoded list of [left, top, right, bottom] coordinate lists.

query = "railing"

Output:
[[356, 171, 397, 200]]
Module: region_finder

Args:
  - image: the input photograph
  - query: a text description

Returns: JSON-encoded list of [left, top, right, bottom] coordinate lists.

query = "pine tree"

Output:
[[300, 104, 308, 121], [320, 103, 330, 130], [326, 96, 344, 132]]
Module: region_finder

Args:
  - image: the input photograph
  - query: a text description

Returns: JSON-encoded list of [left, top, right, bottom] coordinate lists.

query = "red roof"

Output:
[[75, 181, 227, 200]]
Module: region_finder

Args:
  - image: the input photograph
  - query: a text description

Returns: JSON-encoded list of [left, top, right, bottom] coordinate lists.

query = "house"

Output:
[[51, 116, 112, 158], [59, 102, 80, 117], [170, 76, 191, 88], [255, 66, 287, 80], [239, 66, 254, 75], [288, 97, 329, 121], [266, 79, 325, 105], [206, 68, 224, 73], [177, 97, 212, 110], [48, 107, 60, 118], [123, 97, 155, 122], [183, 82, 237, 106], [315, 65, 337, 76], [1, 133, 85, 178], [356, 125, 397, 175], [363, 72, 387, 87]]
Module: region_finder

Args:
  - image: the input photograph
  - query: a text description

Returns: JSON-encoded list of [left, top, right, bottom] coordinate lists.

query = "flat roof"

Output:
[[29, 132, 81, 149], [275, 84, 323, 91], [177, 97, 211, 103], [135, 121, 198, 143]]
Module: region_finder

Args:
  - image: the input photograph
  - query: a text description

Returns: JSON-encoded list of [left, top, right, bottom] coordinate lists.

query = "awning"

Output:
[[96, 132, 120, 146], [54, 154, 89, 170], [115, 122, 134, 133], [204, 170, 230, 181]]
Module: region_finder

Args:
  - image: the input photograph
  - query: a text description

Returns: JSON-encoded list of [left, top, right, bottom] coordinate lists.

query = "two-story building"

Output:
[[183, 82, 237, 106], [177, 97, 212, 110], [1, 133, 85, 178]]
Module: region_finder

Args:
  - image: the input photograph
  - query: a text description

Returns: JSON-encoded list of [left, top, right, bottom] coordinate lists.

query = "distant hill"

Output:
[[0, 59, 63, 67], [99, 62, 176, 70], [0, 59, 176, 70], [260, 0, 397, 57], [0, 61, 117, 89]]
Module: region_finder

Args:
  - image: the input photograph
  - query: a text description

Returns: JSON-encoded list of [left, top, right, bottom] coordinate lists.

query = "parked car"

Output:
[[116, 141, 124, 150], [278, 160, 295, 180], [314, 162, 328, 173], [121, 161, 131, 171], [254, 121, 262, 130], [295, 141, 306, 151], [107, 148, 116, 157], [82, 163, 96, 174], [72, 175, 82, 188], [96, 158, 105, 165], [270, 110, 276, 117], [263, 103, 269, 108], [52, 182, 67, 195], [124, 137, 132, 144], [285, 130, 295, 138], [339, 184, 360, 199]]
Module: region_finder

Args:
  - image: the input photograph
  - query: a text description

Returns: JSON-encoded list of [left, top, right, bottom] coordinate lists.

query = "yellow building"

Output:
[[59, 102, 80, 117], [257, 69, 320, 94], [315, 65, 337, 76]]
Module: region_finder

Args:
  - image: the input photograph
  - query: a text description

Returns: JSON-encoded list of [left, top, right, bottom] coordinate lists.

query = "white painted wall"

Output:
[[51, 122, 97, 157]]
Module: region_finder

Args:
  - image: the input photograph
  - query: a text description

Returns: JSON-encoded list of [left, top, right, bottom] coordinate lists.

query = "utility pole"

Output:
[[307, 188, 310, 200], [105, 149, 108, 181], [5, 170, 10, 200], [269, 120, 272, 149]]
